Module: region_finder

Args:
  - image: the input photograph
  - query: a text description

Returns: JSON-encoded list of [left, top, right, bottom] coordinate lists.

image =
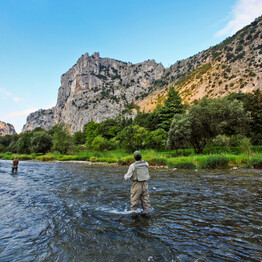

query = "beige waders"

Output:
[[130, 181, 151, 211]]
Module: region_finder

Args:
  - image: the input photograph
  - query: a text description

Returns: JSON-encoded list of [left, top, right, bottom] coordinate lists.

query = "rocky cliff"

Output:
[[23, 52, 164, 133], [0, 121, 16, 136], [23, 16, 262, 133], [22, 108, 55, 132]]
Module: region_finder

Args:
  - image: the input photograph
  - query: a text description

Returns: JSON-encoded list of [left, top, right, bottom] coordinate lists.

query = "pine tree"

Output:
[[158, 86, 184, 131]]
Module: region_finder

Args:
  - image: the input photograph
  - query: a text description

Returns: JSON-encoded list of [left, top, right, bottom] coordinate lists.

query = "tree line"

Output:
[[0, 87, 261, 155]]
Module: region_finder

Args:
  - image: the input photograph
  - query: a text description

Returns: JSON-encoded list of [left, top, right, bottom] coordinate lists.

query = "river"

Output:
[[0, 160, 261, 261]]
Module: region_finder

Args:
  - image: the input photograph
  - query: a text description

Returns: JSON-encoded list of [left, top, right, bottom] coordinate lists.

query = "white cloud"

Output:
[[215, 0, 262, 37], [13, 97, 22, 102], [6, 108, 38, 118], [0, 88, 12, 96], [0, 88, 22, 102]]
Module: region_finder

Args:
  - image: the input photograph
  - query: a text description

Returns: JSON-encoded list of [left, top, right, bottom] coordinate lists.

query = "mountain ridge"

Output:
[[23, 15, 262, 133]]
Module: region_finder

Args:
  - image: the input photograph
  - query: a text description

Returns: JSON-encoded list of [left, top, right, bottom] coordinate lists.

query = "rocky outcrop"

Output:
[[0, 121, 16, 136], [23, 16, 262, 133], [22, 108, 55, 132], [23, 52, 164, 133], [138, 16, 262, 111]]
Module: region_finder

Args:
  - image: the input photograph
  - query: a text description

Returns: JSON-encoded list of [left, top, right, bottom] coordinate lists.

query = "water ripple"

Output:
[[0, 160, 261, 261]]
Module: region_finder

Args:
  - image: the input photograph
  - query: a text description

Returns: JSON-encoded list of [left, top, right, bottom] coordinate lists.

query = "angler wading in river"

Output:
[[124, 151, 151, 217], [12, 156, 19, 173]]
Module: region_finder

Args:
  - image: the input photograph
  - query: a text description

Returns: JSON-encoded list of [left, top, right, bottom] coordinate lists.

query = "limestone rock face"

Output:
[[22, 108, 55, 132], [23, 52, 165, 133], [22, 15, 262, 133], [0, 121, 16, 136]]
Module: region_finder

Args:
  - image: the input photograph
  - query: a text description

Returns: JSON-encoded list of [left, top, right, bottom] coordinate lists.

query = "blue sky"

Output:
[[1, 0, 262, 133]]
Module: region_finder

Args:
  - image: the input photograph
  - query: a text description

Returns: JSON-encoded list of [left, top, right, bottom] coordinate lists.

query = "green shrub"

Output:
[[252, 146, 262, 153], [89, 157, 97, 162], [167, 159, 196, 169], [0, 153, 14, 160], [16, 154, 33, 160], [36, 155, 56, 161], [98, 157, 118, 163], [75, 151, 93, 160], [148, 158, 168, 166], [5, 152, 13, 155], [0, 144, 7, 153], [239, 137, 252, 155], [58, 155, 78, 161], [251, 156, 262, 169], [199, 155, 229, 169], [91, 136, 110, 151]]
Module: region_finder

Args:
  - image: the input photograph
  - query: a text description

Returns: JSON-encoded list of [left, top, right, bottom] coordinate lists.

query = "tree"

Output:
[[16, 131, 32, 154], [0, 135, 13, 148], [0, 144, 7, 153], [167, 114, 191, 151], [30, 131, 53, 154], [72, 131, 86, 145], [158, 86, 184, 131], [243, 90, 262, 145], [116, 125, 148, 151], [99, 118, 121, 139], [133, 110, 161, 131], [91, 135, 110, 151], [7, 134, 19, 153], [85, 121, 101, 147], [50, 123, 73, 154], [227, 90, 262, 144], [146, 129, 167, 150], [188, 97, 250, 154]]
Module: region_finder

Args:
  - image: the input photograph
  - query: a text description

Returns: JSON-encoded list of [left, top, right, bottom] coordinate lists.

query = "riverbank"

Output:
[[1, 150, 262, 169]]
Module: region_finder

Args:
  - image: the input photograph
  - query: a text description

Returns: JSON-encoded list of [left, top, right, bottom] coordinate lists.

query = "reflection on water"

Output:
[[0, 160, 261, 261]]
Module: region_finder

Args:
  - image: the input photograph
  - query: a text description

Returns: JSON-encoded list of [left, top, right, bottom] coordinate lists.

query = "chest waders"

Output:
[[130, 161, 151, 212]]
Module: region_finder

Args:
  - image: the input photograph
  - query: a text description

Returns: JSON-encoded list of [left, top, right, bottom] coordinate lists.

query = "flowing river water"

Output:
[[0, 160, 261, 262]]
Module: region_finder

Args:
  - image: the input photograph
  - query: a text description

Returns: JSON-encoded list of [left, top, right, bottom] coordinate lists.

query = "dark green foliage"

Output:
[[30, 131, 53, 154], [235, 45, 243, 53], [158, 86, 184, 131], [145, 129, 167, 150], [227, 90, 262, 144], [16, 131, 32, 154], [91, 136, 110, 151], [85, 121, 101, 146], [7, 134, 19, 153], [166, 97, 251, 154], [226, 52, 234, 61], [50, 123, 73, 154], [167, 113, 191, 150], [133, 111, 160, 131], [0, 144, 7, 153], [188, 97, 250, 153], [99, 118, 121, 139], [116, 125, 148, 151], [72, 131, 86, 145], [243, 90, 262, 145], [246, 34, 252, 40], [0, 135, 13, 147]]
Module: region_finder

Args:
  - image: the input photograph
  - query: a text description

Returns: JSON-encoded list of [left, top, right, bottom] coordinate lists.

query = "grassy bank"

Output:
[[1, 149, 262, 169]]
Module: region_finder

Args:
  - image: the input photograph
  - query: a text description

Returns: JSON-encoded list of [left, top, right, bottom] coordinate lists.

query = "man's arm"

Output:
[[124, 163, 135, 180]]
